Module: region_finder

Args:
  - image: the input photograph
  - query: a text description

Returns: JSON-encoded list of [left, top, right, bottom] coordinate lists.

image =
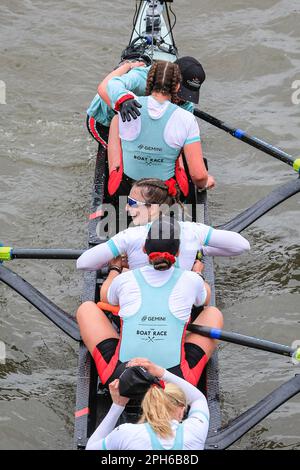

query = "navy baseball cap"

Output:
[[175, 56, 206, 104]]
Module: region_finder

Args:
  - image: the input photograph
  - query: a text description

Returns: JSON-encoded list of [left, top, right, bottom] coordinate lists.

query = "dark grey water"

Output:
[[0, 0, 299, 449]]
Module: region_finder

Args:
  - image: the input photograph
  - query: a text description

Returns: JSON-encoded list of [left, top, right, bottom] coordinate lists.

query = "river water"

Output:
[[0, 0, 299, 450]]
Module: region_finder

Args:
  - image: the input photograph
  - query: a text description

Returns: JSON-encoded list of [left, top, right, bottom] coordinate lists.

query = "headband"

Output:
[[149, 252, 176, 264]]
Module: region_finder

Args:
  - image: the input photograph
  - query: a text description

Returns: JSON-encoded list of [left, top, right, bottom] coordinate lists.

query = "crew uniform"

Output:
[[86, 369, 209, 450], [108, 95, 199, 196], [76, 220, 250, 272], [93, 265, 208, 387]]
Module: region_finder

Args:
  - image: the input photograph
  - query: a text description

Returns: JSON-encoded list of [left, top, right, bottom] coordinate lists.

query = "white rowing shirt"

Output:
[[78, 221, 211, 271], [119, 95, 201, 148], [76, 221, 250, 272], [85, 369, 210, 451], [107, 265, 207, 319]]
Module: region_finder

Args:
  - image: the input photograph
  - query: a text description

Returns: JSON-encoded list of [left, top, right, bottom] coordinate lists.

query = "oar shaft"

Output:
[[0, 247, 84, 260], [219, 178, 300, 232], [194, 109, 300, 172], [187, 324, 295, 357]]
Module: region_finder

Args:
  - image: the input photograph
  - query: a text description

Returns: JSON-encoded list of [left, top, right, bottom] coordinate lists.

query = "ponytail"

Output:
[[139, 383, 186, 438]]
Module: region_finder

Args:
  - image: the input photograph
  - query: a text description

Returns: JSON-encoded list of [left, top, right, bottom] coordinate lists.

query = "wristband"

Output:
[[108, 265, 122, 274], [114, 94, 135, 112]]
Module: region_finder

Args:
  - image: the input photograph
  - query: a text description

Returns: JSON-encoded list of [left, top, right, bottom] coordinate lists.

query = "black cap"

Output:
[[175, 56, 206, 104], [118, 365, 161, 400]]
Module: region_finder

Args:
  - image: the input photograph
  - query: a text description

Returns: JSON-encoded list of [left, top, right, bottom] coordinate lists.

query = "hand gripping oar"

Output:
[[205, 374, 300, 449], [0, 247, 84, 261], [194, 108, 300, 173], [0, 264, 80, 341]]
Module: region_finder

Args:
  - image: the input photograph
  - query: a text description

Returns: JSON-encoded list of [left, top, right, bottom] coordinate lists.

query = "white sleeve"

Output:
[[184, 114, 201, 145], [202, 229, 250, 257], [162, 370, 208, 410], [184, 222, 212, 247], [195, 286, 207, 307], [107, 275, 122, 306], [164, 109, 200, 149], [183, 271, 207, 307], [162, 370, 210, 448], [85, 403, 125, 450], [76, 230, 130, 271], [183, 397, 210, 450], [76, 243, 113, 271]]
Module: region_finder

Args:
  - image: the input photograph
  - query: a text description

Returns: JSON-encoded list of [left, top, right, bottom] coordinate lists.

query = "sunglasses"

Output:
[[127, 196, 150, 208]]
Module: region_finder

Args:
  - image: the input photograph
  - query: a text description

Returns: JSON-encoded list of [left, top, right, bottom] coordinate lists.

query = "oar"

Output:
[[187, 324, 300, 361], [0, 264, 80, 341], [194, 108, 300, 172], [0, 247, 84, 261], [205, 374, 300, 450], [218, 177, 300, 233]]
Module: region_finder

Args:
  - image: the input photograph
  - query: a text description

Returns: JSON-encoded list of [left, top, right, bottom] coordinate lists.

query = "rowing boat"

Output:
[[73, 0, 221, 449]]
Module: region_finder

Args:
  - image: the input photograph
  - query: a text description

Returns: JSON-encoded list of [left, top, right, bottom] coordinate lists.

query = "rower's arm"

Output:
[[162, 370, 208, 410], [163, 369, 210, 447], [183, 141, 208, 189], [76, 243, 114, 271], [107, 66, 149, 109], [97, 62, 136, 107], [100, 270, 120, 303], [108, 115, 122, 173], [202, 229, 250, 257], [85, 403, 125, 450]]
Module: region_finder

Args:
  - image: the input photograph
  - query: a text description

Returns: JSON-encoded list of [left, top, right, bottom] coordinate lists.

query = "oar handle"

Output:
[[0, 247, 12, 262], [194, 108, 300, 173], [187, 324, 298, 358], [97, 301, 120, 315]]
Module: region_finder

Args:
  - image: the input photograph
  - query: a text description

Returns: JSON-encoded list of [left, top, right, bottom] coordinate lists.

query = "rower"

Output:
[[86, 359, 210, 451], [76, 216, 224, 388], [107, 60, 215, 198], [77, 177, 250, 272], [86, 55, 204, 149]]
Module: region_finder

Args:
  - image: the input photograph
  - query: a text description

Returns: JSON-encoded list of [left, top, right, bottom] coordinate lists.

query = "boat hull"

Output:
[[74, 1, 221, 449]]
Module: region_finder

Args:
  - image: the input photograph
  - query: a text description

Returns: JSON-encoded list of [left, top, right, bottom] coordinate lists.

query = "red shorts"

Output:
[[168, 342, 208, 387], [92, 339, 207, 387]]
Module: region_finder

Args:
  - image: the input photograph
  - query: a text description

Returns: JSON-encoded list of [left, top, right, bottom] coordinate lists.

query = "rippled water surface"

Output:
[[0, 0, 299, 449]]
